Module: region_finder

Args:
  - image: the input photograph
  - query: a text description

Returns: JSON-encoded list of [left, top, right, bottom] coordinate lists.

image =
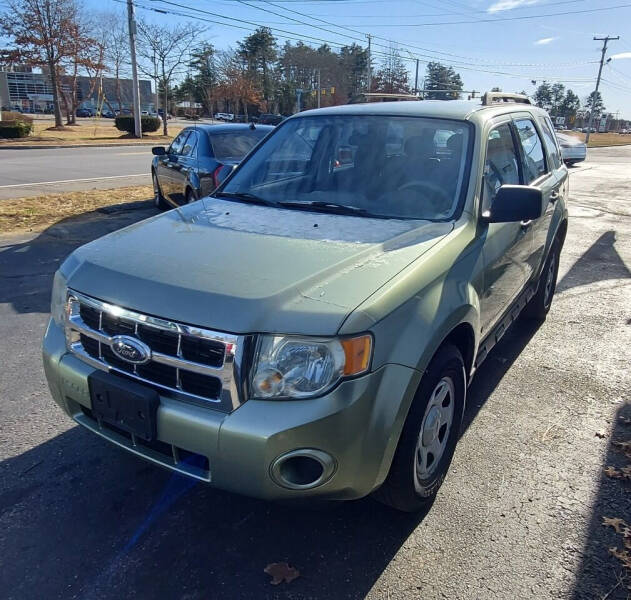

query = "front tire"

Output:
[[374, 344, 466, 512]]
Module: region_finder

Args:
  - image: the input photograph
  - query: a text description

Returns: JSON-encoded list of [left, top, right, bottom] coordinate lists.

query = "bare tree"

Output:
[[136, 21, 205, 135], [59, 15, 105, 124], [101, 11, 128, 112], [215, 50, 260, 119], [0, 0, 78, 127]]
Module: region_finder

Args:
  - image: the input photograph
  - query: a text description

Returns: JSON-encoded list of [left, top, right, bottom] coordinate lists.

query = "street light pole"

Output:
[[585, 35, 618, 145], [127, 0, 142, 138]]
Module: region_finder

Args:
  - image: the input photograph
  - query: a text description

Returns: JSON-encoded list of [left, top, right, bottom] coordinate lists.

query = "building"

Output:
[[0, 69, 154, 113]]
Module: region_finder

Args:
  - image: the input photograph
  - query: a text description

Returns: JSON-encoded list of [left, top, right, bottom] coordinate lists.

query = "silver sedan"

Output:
[[557, 132, 587, 165]]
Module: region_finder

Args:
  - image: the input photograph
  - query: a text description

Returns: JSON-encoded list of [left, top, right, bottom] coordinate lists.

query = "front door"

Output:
[[479, 119, 534, 334]]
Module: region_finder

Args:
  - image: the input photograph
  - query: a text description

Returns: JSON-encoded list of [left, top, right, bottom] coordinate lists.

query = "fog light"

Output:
[[270, 449, 336, 490]]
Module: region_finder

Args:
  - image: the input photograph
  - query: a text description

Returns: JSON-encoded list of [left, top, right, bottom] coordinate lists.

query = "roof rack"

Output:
[[348, 92, 421, 104], [481, 92, 531, 106]]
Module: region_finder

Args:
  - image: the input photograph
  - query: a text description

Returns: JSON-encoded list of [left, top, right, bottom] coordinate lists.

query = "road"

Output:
[[1, 147, 630, 599], [0, 146, 153, 200]]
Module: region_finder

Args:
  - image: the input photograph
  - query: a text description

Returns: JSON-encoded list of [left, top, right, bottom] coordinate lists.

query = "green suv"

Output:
[[43, 93, 568, 512]]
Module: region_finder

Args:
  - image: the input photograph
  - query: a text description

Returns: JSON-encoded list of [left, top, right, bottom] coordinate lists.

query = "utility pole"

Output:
[[414, 59, 420, 95], [585, 35, 618, 145], [127, 0, 142, 138], [366, 34, 372, 92], [153, 51, 159, 115], [317, 69, 321, 109]]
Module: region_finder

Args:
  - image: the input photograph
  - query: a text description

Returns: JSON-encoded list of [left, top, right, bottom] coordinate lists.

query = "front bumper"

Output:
[[43, 318, 419, 501]]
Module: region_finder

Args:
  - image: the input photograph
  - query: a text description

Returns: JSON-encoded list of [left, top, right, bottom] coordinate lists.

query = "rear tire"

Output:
[[522, 238, 561, 321], [373, 344, 466, 512], [152, 172, 169, 210]]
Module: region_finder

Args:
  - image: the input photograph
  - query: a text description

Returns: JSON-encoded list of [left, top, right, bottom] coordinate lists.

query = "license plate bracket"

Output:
[[88, 371, 159, 441]]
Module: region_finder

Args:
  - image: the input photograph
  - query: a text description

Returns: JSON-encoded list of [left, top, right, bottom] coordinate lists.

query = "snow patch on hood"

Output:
[[197, 197, 426, 244]]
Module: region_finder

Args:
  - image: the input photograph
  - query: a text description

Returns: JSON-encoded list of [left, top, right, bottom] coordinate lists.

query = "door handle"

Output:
[[520, 220, 533, 230], [550, 190, 560, 202]]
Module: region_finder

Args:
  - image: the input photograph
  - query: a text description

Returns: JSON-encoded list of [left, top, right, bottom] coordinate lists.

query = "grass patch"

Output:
[[0, 185, 153, 233], [562, 131, 631, 148], [0, 119, 182, 146]]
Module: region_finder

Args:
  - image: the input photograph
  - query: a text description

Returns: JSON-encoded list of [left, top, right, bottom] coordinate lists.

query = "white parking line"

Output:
[[0, 173, 148, 189]]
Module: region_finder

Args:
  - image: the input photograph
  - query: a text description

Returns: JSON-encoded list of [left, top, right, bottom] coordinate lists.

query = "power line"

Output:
[[357, 3, 631, 27], [128, 0, 600, 87], [288, 0, 587, 18], [243, 0, 599, 68]]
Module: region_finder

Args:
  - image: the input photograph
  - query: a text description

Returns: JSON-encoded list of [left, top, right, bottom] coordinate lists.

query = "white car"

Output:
[[556, 132, 587, 166], [214, 112, 235, 121]]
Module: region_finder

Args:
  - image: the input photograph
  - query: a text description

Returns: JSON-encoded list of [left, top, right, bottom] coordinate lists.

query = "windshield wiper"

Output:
[[279, 201, 390, 219], [214, 191, 279, 207]]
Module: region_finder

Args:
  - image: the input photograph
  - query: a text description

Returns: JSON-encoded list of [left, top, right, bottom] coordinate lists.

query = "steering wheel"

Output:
[[397, 180, 452, 210]]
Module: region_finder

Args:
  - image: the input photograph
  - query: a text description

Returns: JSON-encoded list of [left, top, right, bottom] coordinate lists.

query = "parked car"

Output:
[[43, 93, 568, 512], [76, 108, 94, 118], [214, 112, 235, 121], [101, 110, 115, 119], [258, 113, 284, 125], [150, 123, 274, 208], [556, 132, 587, 165]]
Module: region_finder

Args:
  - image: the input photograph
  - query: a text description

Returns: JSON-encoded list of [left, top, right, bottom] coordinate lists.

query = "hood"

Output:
[[62, 198, 453, 335]]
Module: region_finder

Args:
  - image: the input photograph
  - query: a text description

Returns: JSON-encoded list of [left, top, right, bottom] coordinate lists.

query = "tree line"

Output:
[[532, 81, 605, 126]]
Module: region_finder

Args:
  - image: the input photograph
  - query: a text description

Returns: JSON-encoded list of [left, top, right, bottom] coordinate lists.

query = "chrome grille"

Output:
[[65, 290, 247, 412]]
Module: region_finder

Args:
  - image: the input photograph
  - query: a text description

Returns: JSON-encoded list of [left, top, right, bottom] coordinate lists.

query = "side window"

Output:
[[514, 119, 547, 182], [169, 131, 190, 155], [538, 117, 561, 170], [483, 123, 521, 212], [181, 131, 197, 157]]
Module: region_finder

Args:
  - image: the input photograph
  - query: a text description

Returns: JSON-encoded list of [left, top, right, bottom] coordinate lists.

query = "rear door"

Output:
[[169, 130, 198, 204], [479, 118, 534, 333], [531, 115, 567, 269]]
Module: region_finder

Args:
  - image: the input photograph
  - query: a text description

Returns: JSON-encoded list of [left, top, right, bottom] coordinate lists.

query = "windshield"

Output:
[[221, 115, 471, 220], [210, 130, 269, 161]]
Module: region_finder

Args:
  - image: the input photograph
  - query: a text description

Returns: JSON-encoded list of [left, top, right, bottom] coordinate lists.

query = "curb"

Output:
[[0, 142, 160, 150]]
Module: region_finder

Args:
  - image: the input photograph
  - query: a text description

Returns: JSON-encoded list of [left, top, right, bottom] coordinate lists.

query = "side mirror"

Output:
[[152, 146, 166, 156], [484, 185, 543, 223]]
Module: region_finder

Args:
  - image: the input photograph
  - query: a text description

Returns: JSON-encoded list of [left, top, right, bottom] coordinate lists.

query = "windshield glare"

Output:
[[222, 115, 471, 220]]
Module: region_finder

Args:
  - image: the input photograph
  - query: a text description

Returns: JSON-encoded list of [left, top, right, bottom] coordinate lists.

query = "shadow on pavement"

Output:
[[557, 230, 630, 293], [571, 403, 631, 600], [0, 317, 545, 600], [0, 200, 158, 315]]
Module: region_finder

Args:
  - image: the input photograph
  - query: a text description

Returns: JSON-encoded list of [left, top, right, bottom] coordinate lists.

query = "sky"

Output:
[[11, 0, 631, 117]]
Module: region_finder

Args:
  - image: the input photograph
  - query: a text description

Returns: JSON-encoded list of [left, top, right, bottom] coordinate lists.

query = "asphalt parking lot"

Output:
[[0, 147, 630, 599]]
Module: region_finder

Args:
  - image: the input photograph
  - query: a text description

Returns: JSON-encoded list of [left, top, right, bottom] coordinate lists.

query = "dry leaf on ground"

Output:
[[264, 562, 300, 585], [603, 517, 628, 534]]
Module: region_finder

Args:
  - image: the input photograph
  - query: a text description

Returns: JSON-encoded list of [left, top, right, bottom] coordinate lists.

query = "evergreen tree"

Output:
[[533, 82, 553, 111], [373, 46, 410, 94], [237, 27, 277, 110], [424, 62, 462, 100]]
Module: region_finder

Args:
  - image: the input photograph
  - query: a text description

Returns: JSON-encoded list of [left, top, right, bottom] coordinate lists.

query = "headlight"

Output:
[[251, 334, 372, 399], [50, 270, 68, 325]]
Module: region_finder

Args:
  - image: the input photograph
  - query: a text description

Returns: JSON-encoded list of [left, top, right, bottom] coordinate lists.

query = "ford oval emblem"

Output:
[[110, 335, 151, 365]]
